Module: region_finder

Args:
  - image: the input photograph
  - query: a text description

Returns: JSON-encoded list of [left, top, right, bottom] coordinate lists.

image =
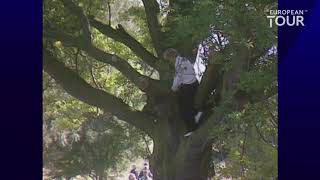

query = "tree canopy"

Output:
[[43, 0, 277, 179]]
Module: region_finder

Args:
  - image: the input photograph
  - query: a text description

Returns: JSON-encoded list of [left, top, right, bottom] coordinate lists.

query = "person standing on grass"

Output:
[[129, 173, 137, 180], [130, 165, 139, 179]]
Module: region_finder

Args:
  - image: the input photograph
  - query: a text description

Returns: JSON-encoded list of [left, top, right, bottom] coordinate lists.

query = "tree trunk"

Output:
[[150, 130, 213, 180], [97, 170, 105, 180], [148, 97, 213, 180]]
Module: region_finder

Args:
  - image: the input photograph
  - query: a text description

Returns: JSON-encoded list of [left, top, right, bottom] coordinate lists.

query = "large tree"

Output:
[[43, 0, 277, 179]]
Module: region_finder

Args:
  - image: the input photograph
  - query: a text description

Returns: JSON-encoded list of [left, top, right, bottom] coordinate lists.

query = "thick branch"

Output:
[[89, 18, 159, 69], [43, 50, 155, 135], [44, 29, 164, 93], [51, 0, 167, 93], [194, 63, 222, 110], [141, 0, 164, 57], [194, 44, 272, 140], [61, 0, 91, 44]]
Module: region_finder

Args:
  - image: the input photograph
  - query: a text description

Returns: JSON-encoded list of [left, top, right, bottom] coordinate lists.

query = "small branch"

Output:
[[264, 101, 278, 128], [88, 62, 103, 89], [107, 1, 111, 25], [89, 17, 159, 69], [240, 128, 248, 176], [254, 123, 277, 149], [141, 0, 164, 57], [240, 129, 247, 161], [142, 135, 152, 157], [74, 48, 80, 73]]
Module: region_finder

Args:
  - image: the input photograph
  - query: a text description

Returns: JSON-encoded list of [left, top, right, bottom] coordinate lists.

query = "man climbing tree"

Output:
[[43, 0, 277, 179], [163, 48, 203, 137]]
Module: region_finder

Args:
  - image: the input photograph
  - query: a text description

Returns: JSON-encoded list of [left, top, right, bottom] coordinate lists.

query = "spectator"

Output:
[[139, 169, 151, 180], [138, 166, 147, 178], [138, 166, 153, 179], [129, 173, 137, 180], [130, 165, 139, 179]]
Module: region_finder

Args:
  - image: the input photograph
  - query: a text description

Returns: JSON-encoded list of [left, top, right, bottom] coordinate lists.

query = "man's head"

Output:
[[163, 48, 178, 64], [129, 173, 136, 180]]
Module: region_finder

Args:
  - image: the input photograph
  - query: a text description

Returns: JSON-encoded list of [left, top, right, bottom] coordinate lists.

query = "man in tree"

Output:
[[43, 0, 278, 178], [163, 48, 203, 137]]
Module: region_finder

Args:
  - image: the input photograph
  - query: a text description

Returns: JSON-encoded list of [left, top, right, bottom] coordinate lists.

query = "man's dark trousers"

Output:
[[178, 81, 199, 132]]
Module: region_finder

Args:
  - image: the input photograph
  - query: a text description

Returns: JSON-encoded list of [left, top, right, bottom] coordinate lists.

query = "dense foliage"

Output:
[[43, 0, 277, 179], [43, 73, 151, 179]]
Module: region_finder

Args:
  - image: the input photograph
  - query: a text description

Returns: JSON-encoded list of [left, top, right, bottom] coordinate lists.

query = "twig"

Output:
[[74, 48, 80, 74], [264, 101, 278, 128], [143, 135, 152, 156], [107, 0, 111, 25], [254, 123, 277, 149], [89, 62, 103, 89]]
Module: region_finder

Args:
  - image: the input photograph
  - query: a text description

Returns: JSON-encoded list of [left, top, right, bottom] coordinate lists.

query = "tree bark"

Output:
[[43, 2, 263, 179], [149, 123, 213, 180], [43, 51, 215, 179], [145, 95, 213, 180]]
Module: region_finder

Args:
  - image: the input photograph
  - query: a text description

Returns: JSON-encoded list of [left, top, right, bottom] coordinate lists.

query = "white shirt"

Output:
[[171, 56, 198, 91]]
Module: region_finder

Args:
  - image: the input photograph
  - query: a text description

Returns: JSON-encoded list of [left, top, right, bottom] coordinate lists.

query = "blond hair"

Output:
[[163, 48, 178, 60]]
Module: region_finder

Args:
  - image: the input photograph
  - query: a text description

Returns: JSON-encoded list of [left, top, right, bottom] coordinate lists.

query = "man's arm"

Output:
[[171, 75, 181, 92]]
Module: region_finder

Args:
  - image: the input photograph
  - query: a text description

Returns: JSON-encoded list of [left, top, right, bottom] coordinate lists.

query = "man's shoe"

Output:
[[184, 131, 193, 137], [194, 111, 203, 124]]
